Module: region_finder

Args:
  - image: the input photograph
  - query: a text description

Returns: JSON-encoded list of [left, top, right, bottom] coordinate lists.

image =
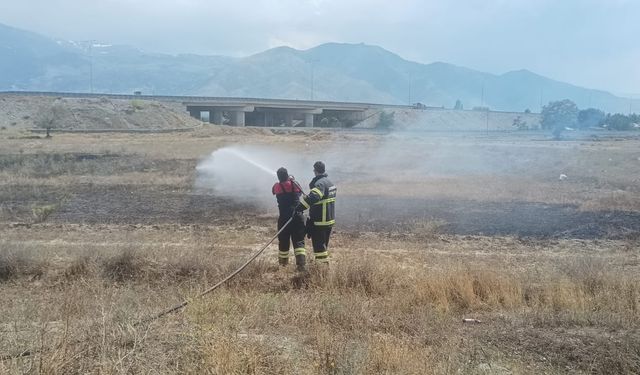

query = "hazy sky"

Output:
[[2, 0, 639, 94]]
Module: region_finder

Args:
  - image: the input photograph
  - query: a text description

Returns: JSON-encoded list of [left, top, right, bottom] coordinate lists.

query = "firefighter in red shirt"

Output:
[[272, 167, 307, 271]]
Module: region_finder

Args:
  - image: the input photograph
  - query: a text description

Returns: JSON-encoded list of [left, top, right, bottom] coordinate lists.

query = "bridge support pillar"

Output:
[[232, 111, 245, 126], [210, 111, 224, 125], [304, 113, 314, 127], [189, 109, 201, 120]]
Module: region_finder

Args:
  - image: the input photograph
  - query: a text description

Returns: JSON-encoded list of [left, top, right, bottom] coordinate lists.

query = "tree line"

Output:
[[540, 99, 638, 138]]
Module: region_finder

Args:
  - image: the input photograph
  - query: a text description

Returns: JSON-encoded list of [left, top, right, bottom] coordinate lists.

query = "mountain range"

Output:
[[1, 22, 637, 113]]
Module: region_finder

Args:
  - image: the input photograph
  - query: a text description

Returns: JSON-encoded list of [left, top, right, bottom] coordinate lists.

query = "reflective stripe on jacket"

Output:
[[300, 174, 336, 226]]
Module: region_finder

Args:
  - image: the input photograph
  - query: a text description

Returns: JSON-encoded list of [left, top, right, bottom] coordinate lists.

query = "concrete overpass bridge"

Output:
[[183, 97, 408, 127], [1, 91, 412, 128]]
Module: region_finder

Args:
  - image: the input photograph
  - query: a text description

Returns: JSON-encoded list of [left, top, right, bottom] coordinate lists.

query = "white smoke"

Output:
[[194, 136, 536, 212], [195, 145, 316, 209]]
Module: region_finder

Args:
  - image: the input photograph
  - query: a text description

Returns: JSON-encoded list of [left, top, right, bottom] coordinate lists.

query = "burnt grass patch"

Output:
[[4, 183, 639, 239], [338, 196, 640, 239], [0, 152, 193, 177]]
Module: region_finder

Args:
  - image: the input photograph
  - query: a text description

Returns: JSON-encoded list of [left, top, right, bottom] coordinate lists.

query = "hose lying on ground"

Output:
[[0, 216, 294, 361], [135, 215, 294, 325]]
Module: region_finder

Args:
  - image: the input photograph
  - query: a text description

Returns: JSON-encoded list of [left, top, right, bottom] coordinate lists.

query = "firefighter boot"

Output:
[[278, 251, 289, 266], [294, 248, 307, 272], [295, 255, 307, 272]]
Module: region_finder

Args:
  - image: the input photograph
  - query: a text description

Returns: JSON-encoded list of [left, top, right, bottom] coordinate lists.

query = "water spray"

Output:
[[219, 148, 275, 176], [196, 147, 276, 177], [195, 145, 314, 209]]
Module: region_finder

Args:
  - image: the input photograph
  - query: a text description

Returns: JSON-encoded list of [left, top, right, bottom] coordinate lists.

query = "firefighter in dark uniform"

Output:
[[298, 161, 336, 264], [272, 167, 307, 271]]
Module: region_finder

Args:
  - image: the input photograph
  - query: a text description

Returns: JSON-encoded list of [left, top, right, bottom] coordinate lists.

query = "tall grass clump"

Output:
[[0, 251, 46, 281], [102, 250, 145, 282]]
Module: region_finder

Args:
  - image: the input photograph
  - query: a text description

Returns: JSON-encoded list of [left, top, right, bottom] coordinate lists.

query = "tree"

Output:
[[577, 108, 605, 129], [377, 111, 395, 129], [524, 108, 531, 114], [541, 99, 578, 139], [454, 99, 463, 110], [35, 102, 65, 137], [602, 113, 634, 131]]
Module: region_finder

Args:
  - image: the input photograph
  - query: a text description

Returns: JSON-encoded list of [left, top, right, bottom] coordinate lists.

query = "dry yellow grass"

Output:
[[1, 229, 639, 374]]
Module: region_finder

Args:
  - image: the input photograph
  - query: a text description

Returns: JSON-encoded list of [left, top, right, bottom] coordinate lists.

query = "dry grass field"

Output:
[[1, 127, 639, 374]]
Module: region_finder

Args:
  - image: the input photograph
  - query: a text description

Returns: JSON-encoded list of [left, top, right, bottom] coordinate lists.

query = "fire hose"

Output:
[[135, 214, 295, 325], [1, 215, 296, 362]]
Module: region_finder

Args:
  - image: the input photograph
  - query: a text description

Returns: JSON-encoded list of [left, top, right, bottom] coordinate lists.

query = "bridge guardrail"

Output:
[[0, 91, 414, 109]]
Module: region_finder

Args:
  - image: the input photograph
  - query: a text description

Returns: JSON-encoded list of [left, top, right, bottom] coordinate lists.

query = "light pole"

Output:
[[89, 43, 93, 93], [481, 80, 489, 135], [82, 40, 96, 93], [629, 95, 639, 115], [309, 61, 315, 101], [485, 108, 489, 136]]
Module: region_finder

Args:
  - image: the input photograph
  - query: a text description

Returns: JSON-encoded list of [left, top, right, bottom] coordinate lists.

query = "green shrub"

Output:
[[32, 203, 58, 223]]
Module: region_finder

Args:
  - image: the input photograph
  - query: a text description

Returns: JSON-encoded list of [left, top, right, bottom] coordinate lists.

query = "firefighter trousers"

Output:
[[277, 213, 306, 265], [310, 225, 332, 263]]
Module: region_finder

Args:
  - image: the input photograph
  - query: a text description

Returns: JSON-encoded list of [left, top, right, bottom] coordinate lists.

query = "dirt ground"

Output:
[[1, 128, 639, 374]]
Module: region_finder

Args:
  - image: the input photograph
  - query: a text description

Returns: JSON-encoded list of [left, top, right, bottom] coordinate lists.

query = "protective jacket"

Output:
[[272, 178, 306, 269], [272, 179, 302, 218], [300, 173, 336, 227]]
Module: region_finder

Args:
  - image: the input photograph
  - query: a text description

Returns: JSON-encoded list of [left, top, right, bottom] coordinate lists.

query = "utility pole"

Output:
[[620, 93, 639, 115], [481, 81, 485, 107], [89, 42, 94, 93], [485, 108, 489, 136], [83, 40, 96, 94], [626, 93, 640, 114]]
